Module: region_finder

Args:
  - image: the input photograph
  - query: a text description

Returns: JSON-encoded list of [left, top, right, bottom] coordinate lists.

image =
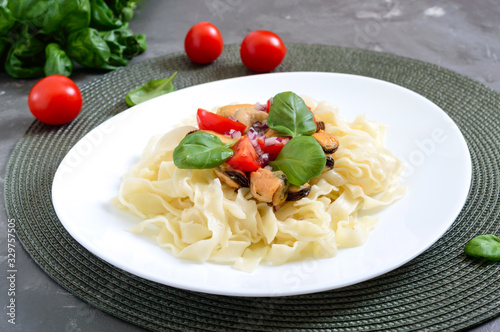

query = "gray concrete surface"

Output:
[[1, 1, 499, 331]]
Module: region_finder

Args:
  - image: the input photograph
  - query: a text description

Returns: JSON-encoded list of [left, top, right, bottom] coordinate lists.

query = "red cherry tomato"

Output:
[[184, 22, 223, 64], [28, 75, 82, 125], [240, 30, 287, 72], [226, 136, 262, 172], [196, 108, 247, 134]]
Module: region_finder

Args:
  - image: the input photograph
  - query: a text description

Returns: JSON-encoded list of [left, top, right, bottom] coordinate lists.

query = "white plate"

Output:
[[52, 72, 471, 297]]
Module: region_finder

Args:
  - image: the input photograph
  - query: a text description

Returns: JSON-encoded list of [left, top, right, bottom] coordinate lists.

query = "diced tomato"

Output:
[[226, 135, 262, 171], [256, 136, 287, 161], [266, 98, 272, 113], [196, 108, 247, 134]]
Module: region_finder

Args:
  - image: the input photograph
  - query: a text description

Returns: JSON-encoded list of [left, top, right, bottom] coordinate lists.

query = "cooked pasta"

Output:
[[113, 97, 405, 271]]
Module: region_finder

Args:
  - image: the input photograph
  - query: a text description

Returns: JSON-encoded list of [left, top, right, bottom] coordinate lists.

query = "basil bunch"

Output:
[[268, 91, 326, 186], [464, 234, 500, 261], [0, 0, 146, 78]]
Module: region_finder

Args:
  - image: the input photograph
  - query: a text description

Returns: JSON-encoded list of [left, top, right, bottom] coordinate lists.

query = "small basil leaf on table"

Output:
[[44, 43, 73, 76], [174, 132, 234, 169], [125, 72, 177, 106], [464, 234, 500, 261], [267, 91, 317, 137], [269, 136, 326, 186]]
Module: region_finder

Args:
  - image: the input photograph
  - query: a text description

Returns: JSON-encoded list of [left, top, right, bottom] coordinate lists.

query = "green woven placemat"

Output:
[[4, 44, 500, 331]]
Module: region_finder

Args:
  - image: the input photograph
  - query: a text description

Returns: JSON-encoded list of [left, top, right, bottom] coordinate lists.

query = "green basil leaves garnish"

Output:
[[464, 234, 500, 261], [269, 136, 326, 186], [44, 43, 73, 76], [126, 72, 177, 106], [267, 91, 317, 138], [173, 132, 234, 169]]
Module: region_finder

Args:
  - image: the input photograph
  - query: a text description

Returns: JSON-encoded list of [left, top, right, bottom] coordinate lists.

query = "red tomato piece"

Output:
[[226, 136, 262, 172], [197, 108, 247, 134], [256, 136, 288, 161], [184, 22, 224, 64], [240, 30, 287, 72], [28, 75, 82, 125], [266, 98, 272, 112]]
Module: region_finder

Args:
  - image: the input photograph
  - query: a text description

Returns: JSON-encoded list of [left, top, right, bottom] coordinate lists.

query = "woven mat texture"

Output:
[[4, 44, 500, 331]]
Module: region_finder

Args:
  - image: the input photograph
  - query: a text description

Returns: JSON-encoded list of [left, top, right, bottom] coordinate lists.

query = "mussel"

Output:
[[250, 168, 289, 206], [323, 156, 335, 173], [232, 107, 269, 131], [287, 183, 312, 201], [214, 164, 249, 189], [312, 130, 339, 154], [316, 120, 325, 132], [216, 104, 255, 118]]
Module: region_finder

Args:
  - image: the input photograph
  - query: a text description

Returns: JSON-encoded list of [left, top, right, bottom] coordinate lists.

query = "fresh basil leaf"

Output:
[[67, 27, 111, 68], [4, 28, 45, 78], [0, 2, 16, 35], [106, 0, 136, 22], [269, 136, 326, 186], [464, 234, 500, 261], [90, 0, 122, 30], [99, 23, 146, 69], [267, 91, 317, 138], [173, 132, 234, 169], [42, 0, 91, 34], [8, 0, 49, 28], [125, 72, 176, 106], [43, 43, 73, 76]]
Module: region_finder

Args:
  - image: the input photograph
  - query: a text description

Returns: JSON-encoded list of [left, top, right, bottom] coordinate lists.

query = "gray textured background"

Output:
[[1, 1, 499, 331]]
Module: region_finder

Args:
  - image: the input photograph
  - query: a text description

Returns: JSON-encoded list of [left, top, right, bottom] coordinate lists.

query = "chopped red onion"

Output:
[[264, 136, 289, 147], [264, 137, 276, 147], [264, 165, 274, 171], [254, 102, 267, 112], [260, 153, 270, 164], [227, 129, 241, 139]]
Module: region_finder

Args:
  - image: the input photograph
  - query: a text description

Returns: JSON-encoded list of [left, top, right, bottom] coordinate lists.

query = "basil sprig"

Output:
[[173, 132, 234, 169], [267, 91, 317, 137], [464, 234, 500, 261], [126, 72, 177, 106], [269, 136, 326, 186]]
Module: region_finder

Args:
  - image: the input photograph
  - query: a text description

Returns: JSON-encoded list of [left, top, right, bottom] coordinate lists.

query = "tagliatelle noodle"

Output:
[[113, 98, 405, 271]]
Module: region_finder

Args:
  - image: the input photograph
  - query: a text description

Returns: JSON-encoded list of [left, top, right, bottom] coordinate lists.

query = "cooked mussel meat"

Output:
[[216, 104, 255, 118], [214, 164, 249, 189], [323, 156, 335, 173], [316, 120, 325, 132], [232, 107, 269, 131], [312, 130, 339, 154], [287, 183, 312, 201], [250, 168, 289, 206]]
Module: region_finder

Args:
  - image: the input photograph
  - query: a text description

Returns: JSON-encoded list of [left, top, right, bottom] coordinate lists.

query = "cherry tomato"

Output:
[[28, 75, 82, 125], [184, 22, 223, 64], [196, 108, 247, 134], [226, 135, 262, 172], [240, 30, 287, 72]]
